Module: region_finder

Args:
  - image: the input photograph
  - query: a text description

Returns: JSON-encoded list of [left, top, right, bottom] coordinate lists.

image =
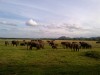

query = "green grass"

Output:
[[0, 39, 100, 75]]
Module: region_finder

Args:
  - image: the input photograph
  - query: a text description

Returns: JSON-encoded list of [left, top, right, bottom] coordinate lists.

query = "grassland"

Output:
[[0, 39, 100, 75]]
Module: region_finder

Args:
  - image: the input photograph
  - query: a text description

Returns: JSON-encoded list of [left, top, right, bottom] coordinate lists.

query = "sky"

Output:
[[0, 0, 100, 38]]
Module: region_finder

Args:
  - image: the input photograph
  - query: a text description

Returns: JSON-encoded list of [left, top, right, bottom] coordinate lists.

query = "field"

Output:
[[0, 39, 100, 75]]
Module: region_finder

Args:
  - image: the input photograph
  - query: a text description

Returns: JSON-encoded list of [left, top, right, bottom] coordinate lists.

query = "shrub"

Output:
[[83, 51, 100, 59]]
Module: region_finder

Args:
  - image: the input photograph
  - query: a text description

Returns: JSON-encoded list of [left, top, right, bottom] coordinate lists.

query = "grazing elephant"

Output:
[[47, 40, 58, 49], [27, 40, 44, 50], [79, 42, 92, 49], [20, 40, 27, 46], [61, 42, 71, 49], [47, 40, 55, 46], [5, 41, 9, 46], [12, 40, 19, 46], [96, 41, 100, 43], [20, 42, 26, 46], [71, 42, 81, 51], [51, 44, 58, 49]]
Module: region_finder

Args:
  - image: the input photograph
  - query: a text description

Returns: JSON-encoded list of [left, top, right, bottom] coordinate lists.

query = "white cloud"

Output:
[[26, 19, 38, 26]]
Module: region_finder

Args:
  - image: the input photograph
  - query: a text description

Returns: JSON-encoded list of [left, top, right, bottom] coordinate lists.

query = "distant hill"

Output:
[[57, 36, 71, 40]]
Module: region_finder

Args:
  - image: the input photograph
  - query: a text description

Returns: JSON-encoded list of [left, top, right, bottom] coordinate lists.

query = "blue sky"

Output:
[[0, 0, 100, 38]]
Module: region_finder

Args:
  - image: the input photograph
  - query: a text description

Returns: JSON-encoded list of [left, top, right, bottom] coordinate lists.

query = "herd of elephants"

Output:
[[4, 40, 93, 51]]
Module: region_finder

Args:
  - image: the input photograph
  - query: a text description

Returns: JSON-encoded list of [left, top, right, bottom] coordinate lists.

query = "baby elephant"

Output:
[[51, 44, 58, 49]]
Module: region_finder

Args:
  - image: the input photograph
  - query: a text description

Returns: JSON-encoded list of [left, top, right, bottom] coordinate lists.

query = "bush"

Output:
[[83, 51, 100, 59]]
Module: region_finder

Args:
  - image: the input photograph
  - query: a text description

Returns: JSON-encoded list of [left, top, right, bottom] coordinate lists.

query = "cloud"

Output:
[[26, 19, 38, 26], [1, 0, 100, 38], [0, 28, 9, 31], [0, 21, 17, 26], [41, 22, 86, 32], [25, 19, 88, 33], [62, 23, 82, 31]]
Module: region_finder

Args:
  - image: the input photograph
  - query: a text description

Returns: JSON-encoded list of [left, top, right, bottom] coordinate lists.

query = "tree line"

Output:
[[0, 36, 100, 41]]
